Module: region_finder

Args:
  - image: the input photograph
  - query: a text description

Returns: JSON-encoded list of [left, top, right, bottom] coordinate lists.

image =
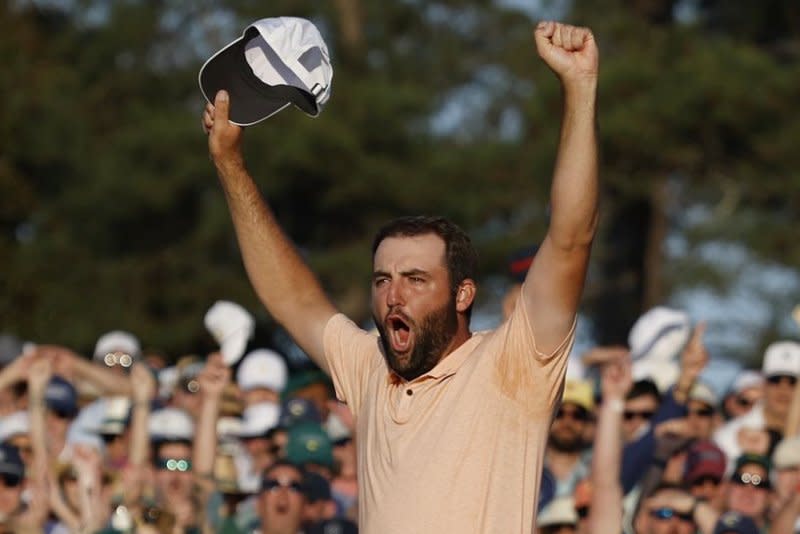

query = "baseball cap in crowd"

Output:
[[45, 375, 79, 418], [508, 245, 539, 283], [684, 440, 726, 485], [236, 402, 281, 439], [0, 412, 29, 445], [0, 443, 25, 484], [286, 422, 333, 468], [304, 471, 331, 503], [148, 408, 194, 443], [713, 511, 759, 534], [307, 518, 358, 534], [688, 381, 719, 408], [631, 359, 680, 394], [772, 435, 800, 470], [733, 452, 771, 474], [204, 300, 255, 366], [762, 341, 800, 378], [94, 330, 141, 368], [95, 397, 132, 437], [561, 380, 594, 412], [199, 16, 333, 126], [280, 397, 322, 429], [729, 370, 764, 395], [236, 349, 288, 393], [536, 496, 578, 528], [628, 307, 691, 362]]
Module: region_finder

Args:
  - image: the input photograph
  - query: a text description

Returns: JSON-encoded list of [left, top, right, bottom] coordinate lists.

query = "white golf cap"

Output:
[[199, 16, 333, 126], [93, 330, 141, 365], [729, 370, 764, 394], [762, 341, 800, 378], [236, 349, 288, 393], [204, 300, 255, 366], [537, 497, 578, 528], [0, 411, 30, 443], [236, 402, 281, 439], [628, 306, 691, 362], [148, 408, 195, 442]]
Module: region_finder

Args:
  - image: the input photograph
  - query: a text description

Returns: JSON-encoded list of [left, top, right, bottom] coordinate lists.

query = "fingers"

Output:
[[213, 90, 230, 123], [535, 20, 593, 51], [202, 102, 214, 133]]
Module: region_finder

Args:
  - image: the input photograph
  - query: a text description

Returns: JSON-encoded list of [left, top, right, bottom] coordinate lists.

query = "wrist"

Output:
[[604, 397, 625, 414]]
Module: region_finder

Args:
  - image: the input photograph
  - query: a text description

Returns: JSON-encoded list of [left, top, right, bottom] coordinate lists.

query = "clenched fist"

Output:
[[534, 21, 598, 87]]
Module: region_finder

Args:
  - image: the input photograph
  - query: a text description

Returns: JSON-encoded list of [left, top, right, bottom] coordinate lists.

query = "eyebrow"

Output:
[[372, 268, 430, 280]]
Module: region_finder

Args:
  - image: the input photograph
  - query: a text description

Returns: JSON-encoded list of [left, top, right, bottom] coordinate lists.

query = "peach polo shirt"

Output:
[[323, 296, 574, 534]]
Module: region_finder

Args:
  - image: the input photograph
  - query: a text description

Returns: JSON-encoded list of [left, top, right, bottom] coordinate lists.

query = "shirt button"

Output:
[[406, 389, 413, 396]]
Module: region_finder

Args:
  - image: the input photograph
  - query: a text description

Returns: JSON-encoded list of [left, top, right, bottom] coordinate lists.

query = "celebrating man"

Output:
[[203, 20, 599, 533]]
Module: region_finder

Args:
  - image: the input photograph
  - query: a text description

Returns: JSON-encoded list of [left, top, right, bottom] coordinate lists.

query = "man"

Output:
[[257, 461, 308, 534], [635, 484, 698, 534], [683, 440, 727, 504], [545, 380, 594, 496], [685, 382, 720, 441], [723, 453, 773, 529], [203, 20, 599, 532]]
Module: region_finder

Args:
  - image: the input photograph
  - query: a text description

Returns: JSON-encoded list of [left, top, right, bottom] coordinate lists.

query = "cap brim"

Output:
[[220, 331, 249, 366], [199, 31, 318, 127]]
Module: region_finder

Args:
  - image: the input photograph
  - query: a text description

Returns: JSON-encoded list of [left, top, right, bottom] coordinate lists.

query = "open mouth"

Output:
[[386, 314, 413, 353]]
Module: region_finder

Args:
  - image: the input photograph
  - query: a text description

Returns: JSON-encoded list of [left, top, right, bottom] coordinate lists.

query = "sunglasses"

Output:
[[688, 407, 714, 418], [690, 475, 721, 487], [766, 375, 797, 386], [102, 352, 133, 368], [576, 506, 589, 519], [0, 473, 22, 488], [732, 471, 771, 490], [555, 407, 590, 422], [154, 458, 191, 472], [650, 507, 693, 522], [735, 396, 756, 408], [623, 410, 655, 421], [261, 478, 305, 494]]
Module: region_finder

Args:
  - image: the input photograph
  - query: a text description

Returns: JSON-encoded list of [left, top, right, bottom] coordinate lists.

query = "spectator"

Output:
[[635, 484, 698, 534], [546, 379, 594, 496], [684, 440, 727, 504], [686, 382, 721, 441], [536, 496, 578, 534], [771, 435, 800, 525], [622, 380, 661, 443], [257, 461, 309, 534], [237, 349, 288, 406], [722, 371, 764, 421], [286, 423, 335, 481], [235, 401, 282, 493], [724, 453, 773, 528], [0, 443, 27, 533], [302, 471, 337, 528]]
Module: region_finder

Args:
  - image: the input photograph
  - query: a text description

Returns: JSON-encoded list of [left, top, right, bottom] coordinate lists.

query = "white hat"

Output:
[[632, 358, 680, 393], [236, 402, 281, 439], [216, 416, 244, 441], [729, 370, 764, 395], [204, 301, 255, 366], [772, 435, 800, 470], [199, 17, 333, 126], [148, 408, 195, 442], [762, 341, 800, 378], [96, 397, 132, 436], [628, 307, 691, 362], [157, 366, 179, 399], [236, 349, 288, 393], [0, 411, 29, 442], [689, 381, 718, 407], [93, 330, 141, 365], [536, 497, 578, 528]]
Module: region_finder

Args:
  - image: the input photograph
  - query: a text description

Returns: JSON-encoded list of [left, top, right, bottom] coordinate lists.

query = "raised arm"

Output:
[[203, 91, 337, 372], [589, 351, 631, 534], [524, 22, 599, 354]]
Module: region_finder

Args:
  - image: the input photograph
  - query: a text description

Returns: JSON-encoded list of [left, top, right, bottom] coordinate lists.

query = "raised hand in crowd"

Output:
[[674, 322, 709, 404], [589, 350, 631, 534]]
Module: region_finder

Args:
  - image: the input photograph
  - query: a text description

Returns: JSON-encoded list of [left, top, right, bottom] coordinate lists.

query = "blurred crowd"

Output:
[[1, 302, 799, 534]]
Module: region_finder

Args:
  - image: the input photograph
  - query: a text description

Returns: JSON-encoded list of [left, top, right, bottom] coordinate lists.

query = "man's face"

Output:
[[622, 395, 658, 442], [0, 473, 22, 520], [153, 442, 193, 501], [259, 464, 307, 534], [725, 387, 761, 418], [725, 462, 771, 520], [549, 403, 589, 453], [688, 474, 722, 502], [775, 467, 800, 500], [372, 234, 459, 381], [686, 400, 716, 440], [639, 489, 695, 534], [763, 375, 796, 418]]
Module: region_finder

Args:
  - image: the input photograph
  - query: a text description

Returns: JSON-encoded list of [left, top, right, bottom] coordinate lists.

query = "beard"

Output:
[[548, 430, 586, 453], [375, 297, 459, 382]]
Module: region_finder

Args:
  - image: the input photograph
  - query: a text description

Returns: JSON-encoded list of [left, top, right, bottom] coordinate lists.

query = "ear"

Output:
[[455, 280, 477, 313]]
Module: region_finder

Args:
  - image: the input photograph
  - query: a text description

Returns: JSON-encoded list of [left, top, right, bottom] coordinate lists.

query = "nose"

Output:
[[386, 279, 404, 308]]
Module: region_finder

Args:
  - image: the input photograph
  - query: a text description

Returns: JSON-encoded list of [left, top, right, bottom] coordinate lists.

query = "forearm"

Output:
[[72, 358, 132, 396], [217, 160, 336, 369], [785, 375, 800, 436], [128, 400, 150, 468], [547, 82, 599, 250], [772, 491, 800, 534], [589, 399, 624, 534], [192, 396, 221, 478]]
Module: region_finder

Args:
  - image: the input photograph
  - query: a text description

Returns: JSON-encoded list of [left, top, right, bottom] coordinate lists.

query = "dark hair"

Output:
[[626, 379, 661, 402], [371, 216, 478, 295]]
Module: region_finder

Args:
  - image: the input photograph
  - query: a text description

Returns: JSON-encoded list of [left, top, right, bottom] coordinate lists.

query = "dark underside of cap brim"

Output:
[[200, 37, 317, 125]]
